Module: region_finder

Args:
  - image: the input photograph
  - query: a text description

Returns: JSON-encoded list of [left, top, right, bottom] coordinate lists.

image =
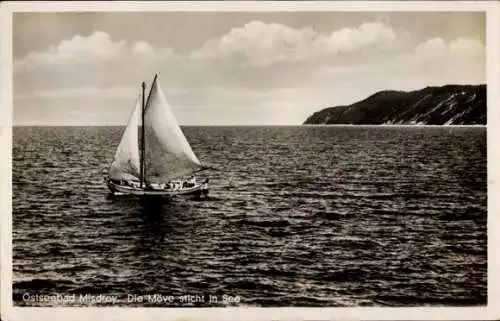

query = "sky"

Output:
[[13, 11, 485, 126]]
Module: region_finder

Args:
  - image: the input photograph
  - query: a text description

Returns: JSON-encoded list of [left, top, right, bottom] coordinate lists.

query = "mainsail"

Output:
[[109, 93, 142, 181], [142, 76, 204, 183]]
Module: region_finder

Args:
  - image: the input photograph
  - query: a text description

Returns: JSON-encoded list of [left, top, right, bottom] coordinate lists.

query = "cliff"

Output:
[[303, 84, 486, 125]]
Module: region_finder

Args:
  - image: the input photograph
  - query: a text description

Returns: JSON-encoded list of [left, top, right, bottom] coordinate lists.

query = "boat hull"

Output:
[[106, 179, 209, 198]]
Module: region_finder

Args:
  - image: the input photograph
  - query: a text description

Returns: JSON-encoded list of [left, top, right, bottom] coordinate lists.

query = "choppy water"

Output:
[[12, 126, 487, 307]]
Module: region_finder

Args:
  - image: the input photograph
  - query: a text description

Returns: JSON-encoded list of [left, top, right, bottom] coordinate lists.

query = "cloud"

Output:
[[56, 31, 126, 58], [132, 41, 155, 55], [14, 31, 177, 91], [190, 20, 396, 66], [414, 37, 484, 59], [414, 37, 448, 57], [22, 31, 176, 63], [315, 21, 396, 52], [18, 31, 126, 67]]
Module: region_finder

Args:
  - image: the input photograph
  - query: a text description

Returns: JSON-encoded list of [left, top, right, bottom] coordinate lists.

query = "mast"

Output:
[[140, 74, 158, 188], [140, 81, 146, 188]]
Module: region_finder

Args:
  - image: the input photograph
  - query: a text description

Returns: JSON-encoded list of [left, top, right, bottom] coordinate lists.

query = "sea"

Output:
[[12, 125, 487, 307]]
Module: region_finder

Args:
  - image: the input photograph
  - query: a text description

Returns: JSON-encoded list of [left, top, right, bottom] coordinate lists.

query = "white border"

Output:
[[0, 0, 496, 12], [1, 1, 499, 320], [486, 1, 500, 312]]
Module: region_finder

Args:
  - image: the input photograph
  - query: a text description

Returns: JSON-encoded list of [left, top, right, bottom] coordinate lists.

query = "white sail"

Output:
[[108, 94, 141, 181], [143, 78, 203, 183]]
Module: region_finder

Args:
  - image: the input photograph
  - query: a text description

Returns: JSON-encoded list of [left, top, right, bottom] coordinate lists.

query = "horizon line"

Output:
[[10, 124, 487, 127]]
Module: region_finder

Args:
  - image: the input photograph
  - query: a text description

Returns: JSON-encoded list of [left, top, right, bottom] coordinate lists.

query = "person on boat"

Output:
[[182, 176, 195, 188]]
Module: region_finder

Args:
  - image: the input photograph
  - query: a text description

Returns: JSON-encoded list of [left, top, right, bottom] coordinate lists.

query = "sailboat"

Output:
[[104, 74, 210, 198]]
